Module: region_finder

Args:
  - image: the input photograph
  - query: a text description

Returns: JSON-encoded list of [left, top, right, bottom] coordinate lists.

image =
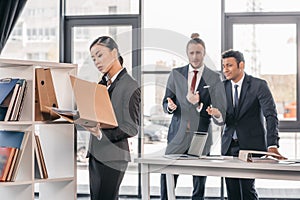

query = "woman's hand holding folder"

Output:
[[83, 122, 103, 140]]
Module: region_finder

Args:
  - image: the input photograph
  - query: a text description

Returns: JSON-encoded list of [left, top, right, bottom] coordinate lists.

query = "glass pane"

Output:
[[233, 24, 297, 121], [66, 0, 139, 15], [143, 73, 170, 146], [72, 26, 136, 196], [144, 0, 221, 70], [143, 0, 222, 193], [0, 0, 59, 61], [226, 0, 300, 12], [143, 73, 170, 197]]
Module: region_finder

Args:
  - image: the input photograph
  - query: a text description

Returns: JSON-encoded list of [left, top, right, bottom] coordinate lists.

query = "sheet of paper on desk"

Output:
[[279, 159, 300, 164], [163, 154, 200, 160], [200, 155, 233, 160]]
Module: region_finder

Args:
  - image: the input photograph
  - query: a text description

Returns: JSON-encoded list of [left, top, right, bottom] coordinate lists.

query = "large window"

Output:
[[223, 13, 300, 130], [66, 0, 139, 15], [233, 23, 297, 121], [225, 0, 300, 12], [143, 0, 222, 197], [0, 0, 59, 61]]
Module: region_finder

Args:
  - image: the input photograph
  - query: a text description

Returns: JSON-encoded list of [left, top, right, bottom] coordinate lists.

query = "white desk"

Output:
[[135, 155, 300, 200]]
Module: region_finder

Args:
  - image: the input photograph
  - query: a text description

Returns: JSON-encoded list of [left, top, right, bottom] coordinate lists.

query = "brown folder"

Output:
[[238, 150, 279, 163], [48, 75, 118, 128], [35, 68, 59, 121]]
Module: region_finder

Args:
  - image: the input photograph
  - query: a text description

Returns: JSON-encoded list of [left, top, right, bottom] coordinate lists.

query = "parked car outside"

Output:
[[77, 129, 89, 164], [143, 121, 168, 143]]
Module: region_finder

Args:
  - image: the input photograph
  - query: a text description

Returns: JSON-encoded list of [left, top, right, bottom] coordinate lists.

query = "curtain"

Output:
[[0, 0, 27, 54]]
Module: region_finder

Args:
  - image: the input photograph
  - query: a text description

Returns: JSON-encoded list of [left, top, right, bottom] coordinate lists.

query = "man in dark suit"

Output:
[[160, 33, 226, 200], [211, 49, 286, 200]]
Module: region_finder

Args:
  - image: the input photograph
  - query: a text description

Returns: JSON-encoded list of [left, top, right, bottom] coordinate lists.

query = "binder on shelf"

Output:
[[6, 148, 19, 181], [4, 79, 27, 121], [17, 79, 28, 120], [3, 83, 20, 121], [0, 78, 19, 104], [35, 68, 60, 121], [0, 130, 26, 148], [47, 75, 118, 128], [0, 78, 20, 121], [34, 134, 48, 179], [0, 147, 17, 182], [10, 131, 29, 181]]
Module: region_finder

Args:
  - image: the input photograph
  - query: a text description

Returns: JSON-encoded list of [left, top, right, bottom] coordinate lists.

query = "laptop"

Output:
[[164, 132, 208, 160]]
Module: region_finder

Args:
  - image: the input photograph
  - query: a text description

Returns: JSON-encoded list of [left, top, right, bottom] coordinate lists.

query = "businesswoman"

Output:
[[86, 36, 140, 200]]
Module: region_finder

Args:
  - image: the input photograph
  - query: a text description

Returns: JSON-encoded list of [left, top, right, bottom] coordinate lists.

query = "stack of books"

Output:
[[0, 78, 27, 121], [0, 130, 29, 182]]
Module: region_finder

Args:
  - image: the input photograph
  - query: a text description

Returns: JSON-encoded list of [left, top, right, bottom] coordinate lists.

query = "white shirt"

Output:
[[106, 68, 124, 89], [231, 73, 245, 106], [188, 64, 204, 93]]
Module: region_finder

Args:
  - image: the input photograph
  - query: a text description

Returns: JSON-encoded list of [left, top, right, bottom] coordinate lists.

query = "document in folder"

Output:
[[49, 75, 118, 128], [238, 150, 279, 163]]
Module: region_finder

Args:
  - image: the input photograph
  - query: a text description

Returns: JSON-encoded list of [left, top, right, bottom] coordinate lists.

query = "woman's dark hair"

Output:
[[221, 49, 245, 65], [186, 33, 206, 52], [90, 36, 124, 66]]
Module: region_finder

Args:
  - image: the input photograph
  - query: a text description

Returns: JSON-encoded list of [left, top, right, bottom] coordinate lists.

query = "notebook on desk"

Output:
[[164, 132, 208, 160]]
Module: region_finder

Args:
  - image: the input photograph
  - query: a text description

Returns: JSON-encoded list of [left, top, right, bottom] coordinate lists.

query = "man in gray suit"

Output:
[[160, 33, 226, 200]]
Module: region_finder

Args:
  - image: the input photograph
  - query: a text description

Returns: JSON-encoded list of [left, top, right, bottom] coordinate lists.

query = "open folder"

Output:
[[48, 75, 118, 128], [238, 150, 280, 163]]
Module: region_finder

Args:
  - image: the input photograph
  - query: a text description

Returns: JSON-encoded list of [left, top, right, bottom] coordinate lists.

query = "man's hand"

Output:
[[206, 106, 221, 118], [268, 147, 287, 160], [167, 97, 177, 111], [83, 123, 102, 139], [186, 90, 200, 105]]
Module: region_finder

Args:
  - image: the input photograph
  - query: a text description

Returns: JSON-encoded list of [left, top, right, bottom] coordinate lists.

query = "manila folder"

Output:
[[69, 75, 118, 128]]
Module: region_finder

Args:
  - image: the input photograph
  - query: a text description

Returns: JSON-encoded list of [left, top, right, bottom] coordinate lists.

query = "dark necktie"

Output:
[[100, 74, 111, 87], [234, 84, 239, 113], [233, 84, 239, 140], [190, 70, 198, 93], [187, 70, 198, 131]]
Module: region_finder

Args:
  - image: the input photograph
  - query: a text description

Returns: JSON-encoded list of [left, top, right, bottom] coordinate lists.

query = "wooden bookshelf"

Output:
[[0, 58, 77, 200]]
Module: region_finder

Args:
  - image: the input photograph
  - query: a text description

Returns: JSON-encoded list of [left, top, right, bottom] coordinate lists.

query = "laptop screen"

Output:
[[187, 132, 208, 157]]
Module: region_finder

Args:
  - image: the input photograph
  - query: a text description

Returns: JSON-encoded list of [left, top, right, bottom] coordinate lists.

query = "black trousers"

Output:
[[225, 140, 259, 200], [89, 155, 128, 200], [160, 174, 207, 200]]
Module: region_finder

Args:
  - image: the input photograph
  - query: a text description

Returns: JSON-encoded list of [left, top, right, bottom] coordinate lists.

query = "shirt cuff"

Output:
[[213, 114, 223, 123], [196, 103, 203, 112], [167, 106, 175, 113], [268, 145, 277, 149], [95, 129, 103, 141]]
